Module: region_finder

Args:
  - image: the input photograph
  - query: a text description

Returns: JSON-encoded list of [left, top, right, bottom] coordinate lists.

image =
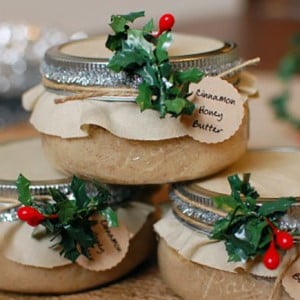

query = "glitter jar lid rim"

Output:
[[169, 148, 300, 234], [41, 35, 240, 88], [172, 147, 300, 203], [43, 36, 238, 66]]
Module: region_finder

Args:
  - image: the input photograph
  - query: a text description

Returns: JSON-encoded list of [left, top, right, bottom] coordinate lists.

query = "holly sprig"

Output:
[[211, 173, 296, 269], [16, 174, 118, 262], [105, 11, 203, 118], [270, 33, 300, 131]]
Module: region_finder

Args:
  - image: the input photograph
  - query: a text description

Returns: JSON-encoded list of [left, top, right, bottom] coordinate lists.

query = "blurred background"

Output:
[[0, 0, 299, 146]]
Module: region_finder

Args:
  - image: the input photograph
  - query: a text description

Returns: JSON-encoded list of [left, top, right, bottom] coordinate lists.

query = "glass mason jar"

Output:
[[155, 149, 300, 300], [0, 138, 154, 294], [24, 34, 253, 185]]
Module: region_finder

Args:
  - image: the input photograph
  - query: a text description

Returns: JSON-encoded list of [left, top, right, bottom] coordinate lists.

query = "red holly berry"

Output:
[[17, 206, 45, 227], [266, 219, 294, 251], [159, 13, 175, 33], [154, 13, 175, 37], [275, 230, 294, 250], [263, 240, 280, 270]]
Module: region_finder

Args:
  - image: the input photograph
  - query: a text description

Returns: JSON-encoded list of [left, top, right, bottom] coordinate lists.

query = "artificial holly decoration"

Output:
[[16, 174, 118, 262], [211, 173, 297, 269], [270, 33, 300, 132], [106, 11, 203, 118]]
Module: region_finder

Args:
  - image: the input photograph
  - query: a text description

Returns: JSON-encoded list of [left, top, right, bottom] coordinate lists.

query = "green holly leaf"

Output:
[[143, 18, 154, 33], [126, 29, 153, 56], [92, 182, 111, 208], [175, 68, 204, 84], [70, 176, 90, 209], [244, 195, 257, 211], [57, 201, 76, 223], [136, 82, 153, 111], [258, 197, 295, 217], [271, 91, 290, 119], [291, 33, 300, 47], [278, 55, 299, 81], [270, 33, 300, 132], [165, 97, 188, 115], [225, 236, 255, 262], [227, 173, 259, 201], [100, 207, 119, 227], [159, 62, 172, 79], [108, 29, 154, 73], [105, 33, 127, 52], [136, 63, 159, 86], [213, 195, 241, 213], [181, 99, 195, 115], [108, 48, 148, 73], [240, 173, 260, 199], [244, 218, 268, 250], [210, 218, 231, 240], [155, 31, 172, 64], [271, 91, 300, 129], [59, 230, 81, 262], [49, 188, 68, 204], [119, 11, 145, 23], [16, 174, 32, 206], [109, 11, 145, 33], [110, 16, 129, 34]]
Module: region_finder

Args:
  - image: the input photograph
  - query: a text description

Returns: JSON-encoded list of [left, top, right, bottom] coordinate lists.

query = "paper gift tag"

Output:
[[181, 76, 245, 144], [282, 255, 300, 300], [76, 217, 130, 271]]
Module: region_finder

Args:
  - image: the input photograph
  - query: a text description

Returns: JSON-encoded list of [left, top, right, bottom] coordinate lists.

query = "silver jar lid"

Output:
[[0, 138, 146, 223], [0, 178, 71, 222], [41, 35, 240, 88], [170, 149, 300, 235], [0, 180, 152, 222]]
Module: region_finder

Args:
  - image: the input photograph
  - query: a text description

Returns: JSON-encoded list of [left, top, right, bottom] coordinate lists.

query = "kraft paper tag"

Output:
[[282, 255, 300, 300], [181, 77, 245, 144], [76, 217, 130, 271]]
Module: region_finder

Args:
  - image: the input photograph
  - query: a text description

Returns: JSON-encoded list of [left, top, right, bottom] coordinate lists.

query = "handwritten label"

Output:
[[293, 273, 300, 283], [181, 77, 244, 144], [282, 256, 300, 299], [76, 217, 130, 271]]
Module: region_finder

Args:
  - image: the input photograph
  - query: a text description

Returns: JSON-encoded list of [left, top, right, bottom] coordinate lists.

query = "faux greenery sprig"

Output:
[[270, 33, 300, 131], [211, 173, 296, 269], [106, 11, 204, 118], [16, 174, 118, 262]]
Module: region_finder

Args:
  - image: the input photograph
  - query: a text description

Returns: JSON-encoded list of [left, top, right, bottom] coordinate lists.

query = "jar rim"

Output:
[[41, 35, 240, 89]]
